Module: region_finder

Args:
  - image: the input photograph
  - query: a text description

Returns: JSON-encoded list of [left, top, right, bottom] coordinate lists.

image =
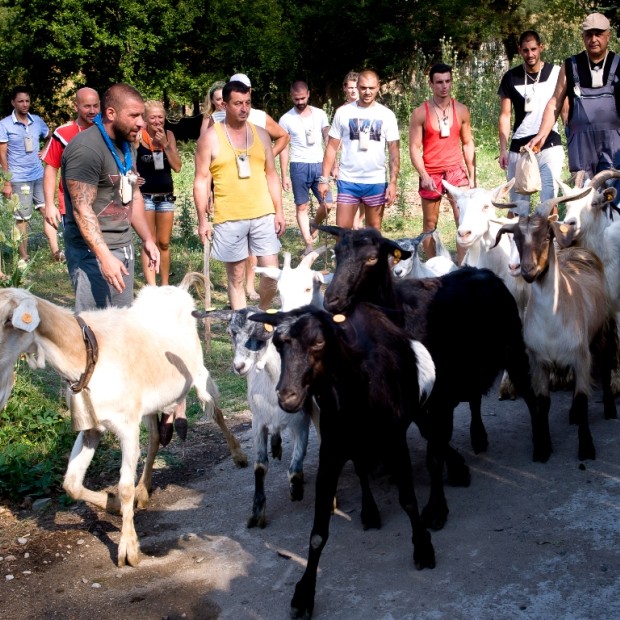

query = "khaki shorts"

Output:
[[212, 214, 281, 263]]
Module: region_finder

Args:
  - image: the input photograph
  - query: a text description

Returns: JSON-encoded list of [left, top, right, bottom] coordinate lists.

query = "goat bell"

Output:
[[69, 389, 99, 432]]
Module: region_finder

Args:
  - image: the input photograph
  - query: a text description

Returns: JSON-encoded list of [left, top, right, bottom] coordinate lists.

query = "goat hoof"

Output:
[[232, 451, 249, 468], [290, 582, 314, 619], [117, 538, 140, 567], [361, 511, 381, 531], [413, 531, 436, 570], [447, 465, 471, 487], [290, 482, 304, 502], [578, 445, 596, 461], [247, 513, 267, 529], [471, 435, 489, 454], [174, 418, 188, 441], [421, 504, 448, 531], [159, 419, 173, 446]]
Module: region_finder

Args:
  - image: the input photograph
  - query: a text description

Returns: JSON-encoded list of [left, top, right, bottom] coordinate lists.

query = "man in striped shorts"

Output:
[[319, 70, 400, 230]]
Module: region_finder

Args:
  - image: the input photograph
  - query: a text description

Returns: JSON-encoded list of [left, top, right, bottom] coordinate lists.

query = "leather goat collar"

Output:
[[71, 315, 99, 394]]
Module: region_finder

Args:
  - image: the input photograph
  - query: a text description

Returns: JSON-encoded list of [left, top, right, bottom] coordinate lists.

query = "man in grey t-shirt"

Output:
[[62, 83, 159, 311]]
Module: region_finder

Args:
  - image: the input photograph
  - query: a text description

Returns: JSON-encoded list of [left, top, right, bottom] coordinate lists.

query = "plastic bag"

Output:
[[513, 146, 541, 195]]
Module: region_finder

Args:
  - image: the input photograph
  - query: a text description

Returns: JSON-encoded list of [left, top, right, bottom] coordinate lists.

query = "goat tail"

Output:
[[179, 272, 206, 295]]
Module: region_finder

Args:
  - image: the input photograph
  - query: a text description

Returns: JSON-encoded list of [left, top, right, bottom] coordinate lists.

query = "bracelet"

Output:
[[318, 176, 330, 184]]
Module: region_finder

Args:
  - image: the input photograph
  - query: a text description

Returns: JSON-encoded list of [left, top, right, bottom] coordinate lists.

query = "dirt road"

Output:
[[1, 385, 619, 619]]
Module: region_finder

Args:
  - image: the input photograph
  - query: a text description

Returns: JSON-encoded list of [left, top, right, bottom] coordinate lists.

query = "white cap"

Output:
[[581, 13, 611, 32], [229, 73, 251, 87]]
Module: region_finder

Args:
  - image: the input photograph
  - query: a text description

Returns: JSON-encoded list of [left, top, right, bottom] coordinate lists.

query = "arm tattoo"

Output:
[[65, 179, 107, 250]]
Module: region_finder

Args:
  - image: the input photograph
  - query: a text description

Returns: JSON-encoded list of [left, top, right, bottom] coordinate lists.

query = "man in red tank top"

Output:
[[409, 64, 475, 263]]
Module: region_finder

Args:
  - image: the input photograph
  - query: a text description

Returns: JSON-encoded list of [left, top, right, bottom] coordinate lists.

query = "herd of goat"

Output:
[[1, 169, 619, 618]]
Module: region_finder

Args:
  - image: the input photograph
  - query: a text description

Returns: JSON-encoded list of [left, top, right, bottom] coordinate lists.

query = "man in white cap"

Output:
[[530, 13, 620, 194]]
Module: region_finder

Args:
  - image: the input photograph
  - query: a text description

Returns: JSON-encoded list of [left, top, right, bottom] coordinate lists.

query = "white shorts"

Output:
[[212, 214, 281, 263]]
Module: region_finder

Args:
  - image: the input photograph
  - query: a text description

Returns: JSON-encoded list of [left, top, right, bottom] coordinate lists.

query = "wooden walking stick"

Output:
[[203, 235, 212, 354]]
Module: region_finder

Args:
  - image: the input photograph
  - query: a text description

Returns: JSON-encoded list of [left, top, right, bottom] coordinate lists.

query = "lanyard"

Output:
[[92, 113, 133, 175]]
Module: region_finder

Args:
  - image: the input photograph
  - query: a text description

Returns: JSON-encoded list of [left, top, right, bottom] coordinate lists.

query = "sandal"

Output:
[[53, 250, 66, 263]]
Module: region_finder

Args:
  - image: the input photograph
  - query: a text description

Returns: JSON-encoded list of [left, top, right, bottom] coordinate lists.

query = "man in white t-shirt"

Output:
[[319, 70, 399, 229], [279, 81, 334, 253], [498, 31, 566, 215]]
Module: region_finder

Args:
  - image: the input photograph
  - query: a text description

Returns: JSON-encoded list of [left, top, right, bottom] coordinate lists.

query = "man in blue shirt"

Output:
[[0, 86, 62, 266]]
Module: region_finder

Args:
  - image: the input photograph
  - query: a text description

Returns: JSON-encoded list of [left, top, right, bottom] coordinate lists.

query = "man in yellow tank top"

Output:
[[194, 80, 285, 309]]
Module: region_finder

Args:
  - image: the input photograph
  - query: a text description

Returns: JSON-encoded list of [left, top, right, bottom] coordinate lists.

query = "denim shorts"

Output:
[[143, 193, 176, 213], [290, 162, 333, 206], [12, 178, 44, 220]]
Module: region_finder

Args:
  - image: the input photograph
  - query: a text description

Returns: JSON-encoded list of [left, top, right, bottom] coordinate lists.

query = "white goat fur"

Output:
[[0, 278, 245, 567], [393, 230, 456, 279], [254, 250, 333, 311]]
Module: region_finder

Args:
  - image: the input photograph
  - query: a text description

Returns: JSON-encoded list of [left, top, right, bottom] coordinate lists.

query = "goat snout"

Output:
[[233, 360, 252, 376], [277, 387, 304, 413], [457, 228, 473, 246]]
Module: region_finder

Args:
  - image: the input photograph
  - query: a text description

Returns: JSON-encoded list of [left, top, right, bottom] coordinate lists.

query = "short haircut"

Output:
[[291, 80, 309, 92], [429, 64, 452, 81], [223, 80, 251, 102], [343, 71, 359, 85], [102, 83, 143, 111], [518, 30, 541, 47], [11, 86, 30, 100], [358, 69, 380, 83]]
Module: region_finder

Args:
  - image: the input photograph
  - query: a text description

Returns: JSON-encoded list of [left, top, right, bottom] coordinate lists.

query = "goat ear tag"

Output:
[[333, 314, 346, 323], [263, 323, 274, 332], [12, 298, 40, 332], [560, 224, 570, 233], [205, 306, 216, 312], [266, 308, 278, 314], [392, 249, 402, 264]]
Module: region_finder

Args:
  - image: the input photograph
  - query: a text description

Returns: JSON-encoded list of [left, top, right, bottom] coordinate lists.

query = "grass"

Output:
[[0, 133, 513, 500]]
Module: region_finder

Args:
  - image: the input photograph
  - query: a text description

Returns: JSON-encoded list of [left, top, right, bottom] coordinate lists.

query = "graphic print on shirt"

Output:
[[98, 174, 132, 222], [348, 119, 383, 141]]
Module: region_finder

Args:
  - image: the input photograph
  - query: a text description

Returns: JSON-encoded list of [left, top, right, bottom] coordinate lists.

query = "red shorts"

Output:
[[419, 165, 469, 201]]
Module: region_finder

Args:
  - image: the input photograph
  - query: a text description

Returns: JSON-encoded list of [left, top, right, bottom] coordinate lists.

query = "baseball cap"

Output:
[[581, 13, 611, 32], [229, 73, 251, 87]]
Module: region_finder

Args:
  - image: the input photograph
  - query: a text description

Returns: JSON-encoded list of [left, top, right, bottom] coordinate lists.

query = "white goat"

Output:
[[496, 196, 618, 461], [0, 275, 246, 567], [393, 230, 456, 279], [254, 249, 333, 310]]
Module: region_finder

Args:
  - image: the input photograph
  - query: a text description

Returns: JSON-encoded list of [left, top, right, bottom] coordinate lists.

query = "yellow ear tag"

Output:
[[266, 308, 278, 314], [264, 323, 274, 332], [205, 307, 216, 312], [393, 249, 401, 265], [560, 224, 569, 233], [333, 314, 346, 323], [22, 313, 32, 324]]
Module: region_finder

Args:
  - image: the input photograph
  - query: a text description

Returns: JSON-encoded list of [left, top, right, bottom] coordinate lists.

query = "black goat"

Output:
[[320, 225, 550, 530], [251, 303, 436, 619]]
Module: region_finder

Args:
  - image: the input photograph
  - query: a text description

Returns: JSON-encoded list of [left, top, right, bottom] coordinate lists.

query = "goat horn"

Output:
[[492, 201, 520, 209], [590, 168, 620, 189], [300, 245, 327, 268]]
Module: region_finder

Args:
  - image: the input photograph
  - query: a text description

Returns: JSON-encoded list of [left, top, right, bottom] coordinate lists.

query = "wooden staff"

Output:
[[203, 236, 212, 353]]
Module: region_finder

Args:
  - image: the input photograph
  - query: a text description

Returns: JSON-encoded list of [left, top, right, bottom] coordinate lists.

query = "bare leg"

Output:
[[421, 198, 441, 258], [363, 204, 385, 231], [447, 196, 466, 264], [245, 255, 259, 300], [336, 201, 362, 229], [141, 211, 157, 285], [225, 259, 248, 310], [16, 220, 29, 261], [155, 211, 174, 285], [42, 213, 60, 256], [256, 253, 279, 310], [296, 201, 314, 252], [352, 204, 365, 229]]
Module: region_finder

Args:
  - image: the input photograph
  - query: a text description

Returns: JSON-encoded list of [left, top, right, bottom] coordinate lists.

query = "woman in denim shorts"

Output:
[[136, 100, 182, 285]]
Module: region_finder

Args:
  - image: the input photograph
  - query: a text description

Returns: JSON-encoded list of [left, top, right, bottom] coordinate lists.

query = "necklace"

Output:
[[222, 121, 250, 158], [431, 97, 451, 137], [523, 63, 543, 112], [588, 51, 608, 88]]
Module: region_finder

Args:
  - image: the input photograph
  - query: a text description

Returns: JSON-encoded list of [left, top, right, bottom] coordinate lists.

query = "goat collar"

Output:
[[70, 315, 99, 394]]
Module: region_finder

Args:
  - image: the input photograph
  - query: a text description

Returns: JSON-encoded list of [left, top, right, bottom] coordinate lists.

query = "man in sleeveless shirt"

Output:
[[409, 63, 475, 262], [194, 80, 285, 310], [498, 31, 566, 216], [530, 13, 620, 199]]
